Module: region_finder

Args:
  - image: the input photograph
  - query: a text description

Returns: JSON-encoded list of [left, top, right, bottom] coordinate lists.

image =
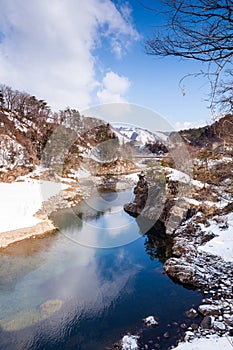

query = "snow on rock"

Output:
[[198, 214, 233, 262], [0, 135, 27, 168], [165, 168, 204, 188], [121, 335, 139, 350], [0, 180, 68, 233], [143, 315, 158, 327], [183, 198, 201, 206], [213, 321, 227, 331], [174, 335, 232, 350], [198, 304, 221, 316]]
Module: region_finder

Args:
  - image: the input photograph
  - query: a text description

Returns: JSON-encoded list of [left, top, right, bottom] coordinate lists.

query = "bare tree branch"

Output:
[[145, 0, 233, 113]]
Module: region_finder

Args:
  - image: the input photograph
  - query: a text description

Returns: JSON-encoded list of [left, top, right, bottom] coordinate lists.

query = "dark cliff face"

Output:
[[124, 174, 169, 233], [124, 175, 149, 218], [124, 173, 191, 237]]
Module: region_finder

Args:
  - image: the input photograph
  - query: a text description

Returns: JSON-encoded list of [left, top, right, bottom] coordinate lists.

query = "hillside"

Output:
[[0, 85, 119, 181], [178, 114, 233, 152], [115, 125, 168, 144]]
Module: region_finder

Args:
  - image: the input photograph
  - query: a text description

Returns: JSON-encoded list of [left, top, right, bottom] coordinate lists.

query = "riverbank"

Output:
[[0, 171, 139, 249], [0, 179, 70, 248], [168, 209, 233, 350], [1, 166, 232, 349], [122, 166, 233, 349]]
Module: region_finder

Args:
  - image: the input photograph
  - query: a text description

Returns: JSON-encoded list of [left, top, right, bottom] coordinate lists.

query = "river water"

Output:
[[0, 189, 202, 349]]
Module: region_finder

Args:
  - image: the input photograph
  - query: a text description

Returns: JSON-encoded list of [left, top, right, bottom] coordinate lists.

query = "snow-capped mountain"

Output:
[[113, 125, 168, 145]]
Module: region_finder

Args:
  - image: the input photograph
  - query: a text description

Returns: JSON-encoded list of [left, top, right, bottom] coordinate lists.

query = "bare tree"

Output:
[[216, 70, 233, 113], [145, 0, 233, 113], [0, 84, 53, 126]]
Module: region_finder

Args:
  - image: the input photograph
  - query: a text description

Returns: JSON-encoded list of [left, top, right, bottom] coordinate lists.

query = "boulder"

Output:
[[200, 316, 213, 329], [142, 315, 158, 327], [185, 308, 198, 319], [198, 304, 221, 316], [213, 321, 227, 331]]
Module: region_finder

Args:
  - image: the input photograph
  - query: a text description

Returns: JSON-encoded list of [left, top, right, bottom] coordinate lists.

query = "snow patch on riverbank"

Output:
[[166, 168, 204, 188], [0, 180, 68, 233], [198, 213, 233, 262], [174, 334, 232, 350]]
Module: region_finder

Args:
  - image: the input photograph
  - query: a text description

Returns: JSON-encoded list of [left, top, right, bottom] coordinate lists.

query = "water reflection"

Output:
[[144, 227, 172, 263], [52, 190, 140, 248], [0, 190, 202, 350]]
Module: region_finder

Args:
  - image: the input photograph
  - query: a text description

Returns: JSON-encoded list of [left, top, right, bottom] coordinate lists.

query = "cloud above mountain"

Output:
[[0, 0, 139, 111], [97, 71, 131, 104]]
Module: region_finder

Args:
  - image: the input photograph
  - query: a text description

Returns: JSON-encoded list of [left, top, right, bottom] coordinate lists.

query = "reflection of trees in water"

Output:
[[75, 208, 105, 222], [97, 175, 118, 192], [143, 223, 173, 263]]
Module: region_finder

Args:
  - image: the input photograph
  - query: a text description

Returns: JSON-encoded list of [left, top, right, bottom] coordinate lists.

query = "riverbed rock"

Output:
[[180, 323, 187, 329], [39, 298, 63, 317], [200, 316, 213, 329], [0, 309, 40, 331], [185, 308, 198, 319], [143, 315, 158, 327], [163, 331, 170, 338], [198, 304, 221, 316], [163, 257, 206, 287], [191, 323, 199, 331], [225, 315, 233, 327], [213, 321, 227, 331], [121, 334, 139, 350]]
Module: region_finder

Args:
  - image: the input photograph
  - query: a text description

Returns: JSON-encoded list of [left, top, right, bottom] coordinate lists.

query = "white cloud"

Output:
[[97, 71, 131, 104], [0, 0, 138, 111]]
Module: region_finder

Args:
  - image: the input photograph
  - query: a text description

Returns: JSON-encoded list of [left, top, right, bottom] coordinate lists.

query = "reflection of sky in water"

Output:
[[0, 190, 202, 350], [0, 191, 142, 324], [0, 233, 143, 350], [55, 190, 140, 248]]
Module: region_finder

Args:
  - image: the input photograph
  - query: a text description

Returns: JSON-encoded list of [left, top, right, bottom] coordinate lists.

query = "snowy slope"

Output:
[[113, 125, 168, 144], [110, 126, 131, 145]]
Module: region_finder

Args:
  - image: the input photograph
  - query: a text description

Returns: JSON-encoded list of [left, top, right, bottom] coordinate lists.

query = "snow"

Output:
[[0, 180, 68, 233], [205, 156, 232, 168], [198, 213, 233, 262], [121, 335, 139, 350], [174, 335, 232, 350], [143, 315, 158, 326], [184, 197, 229, 209], [166, 168, 204, 188], [110, 126, 131, 145], [0, 135, 26, 168], [115, 125, 168, 144], [184, 198, 201, 206], [125, 172, 139, 182], [75, 167, 91, 179]]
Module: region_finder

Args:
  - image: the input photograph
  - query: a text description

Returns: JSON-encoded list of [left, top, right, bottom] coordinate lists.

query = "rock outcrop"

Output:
[[124, 173, 189, 235]]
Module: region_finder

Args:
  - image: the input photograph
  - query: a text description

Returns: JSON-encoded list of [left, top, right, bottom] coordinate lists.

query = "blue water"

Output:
[[0, 190, 202, 349]]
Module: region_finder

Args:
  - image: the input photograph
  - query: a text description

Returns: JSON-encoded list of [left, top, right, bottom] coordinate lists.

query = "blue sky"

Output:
[[0, 0, 212, 130]]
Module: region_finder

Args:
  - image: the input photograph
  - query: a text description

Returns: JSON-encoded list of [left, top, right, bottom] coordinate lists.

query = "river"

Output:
[[0, 189, 202, 349]]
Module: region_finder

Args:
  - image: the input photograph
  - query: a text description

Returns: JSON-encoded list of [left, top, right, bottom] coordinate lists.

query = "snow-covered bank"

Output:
[[198, 213, 233, 262], [174, 335, 233, 350], [0, 170, 139, 248], [162, 167, 233, 350], [0, 180, 68, 233], [165, 168, 205, 189]]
